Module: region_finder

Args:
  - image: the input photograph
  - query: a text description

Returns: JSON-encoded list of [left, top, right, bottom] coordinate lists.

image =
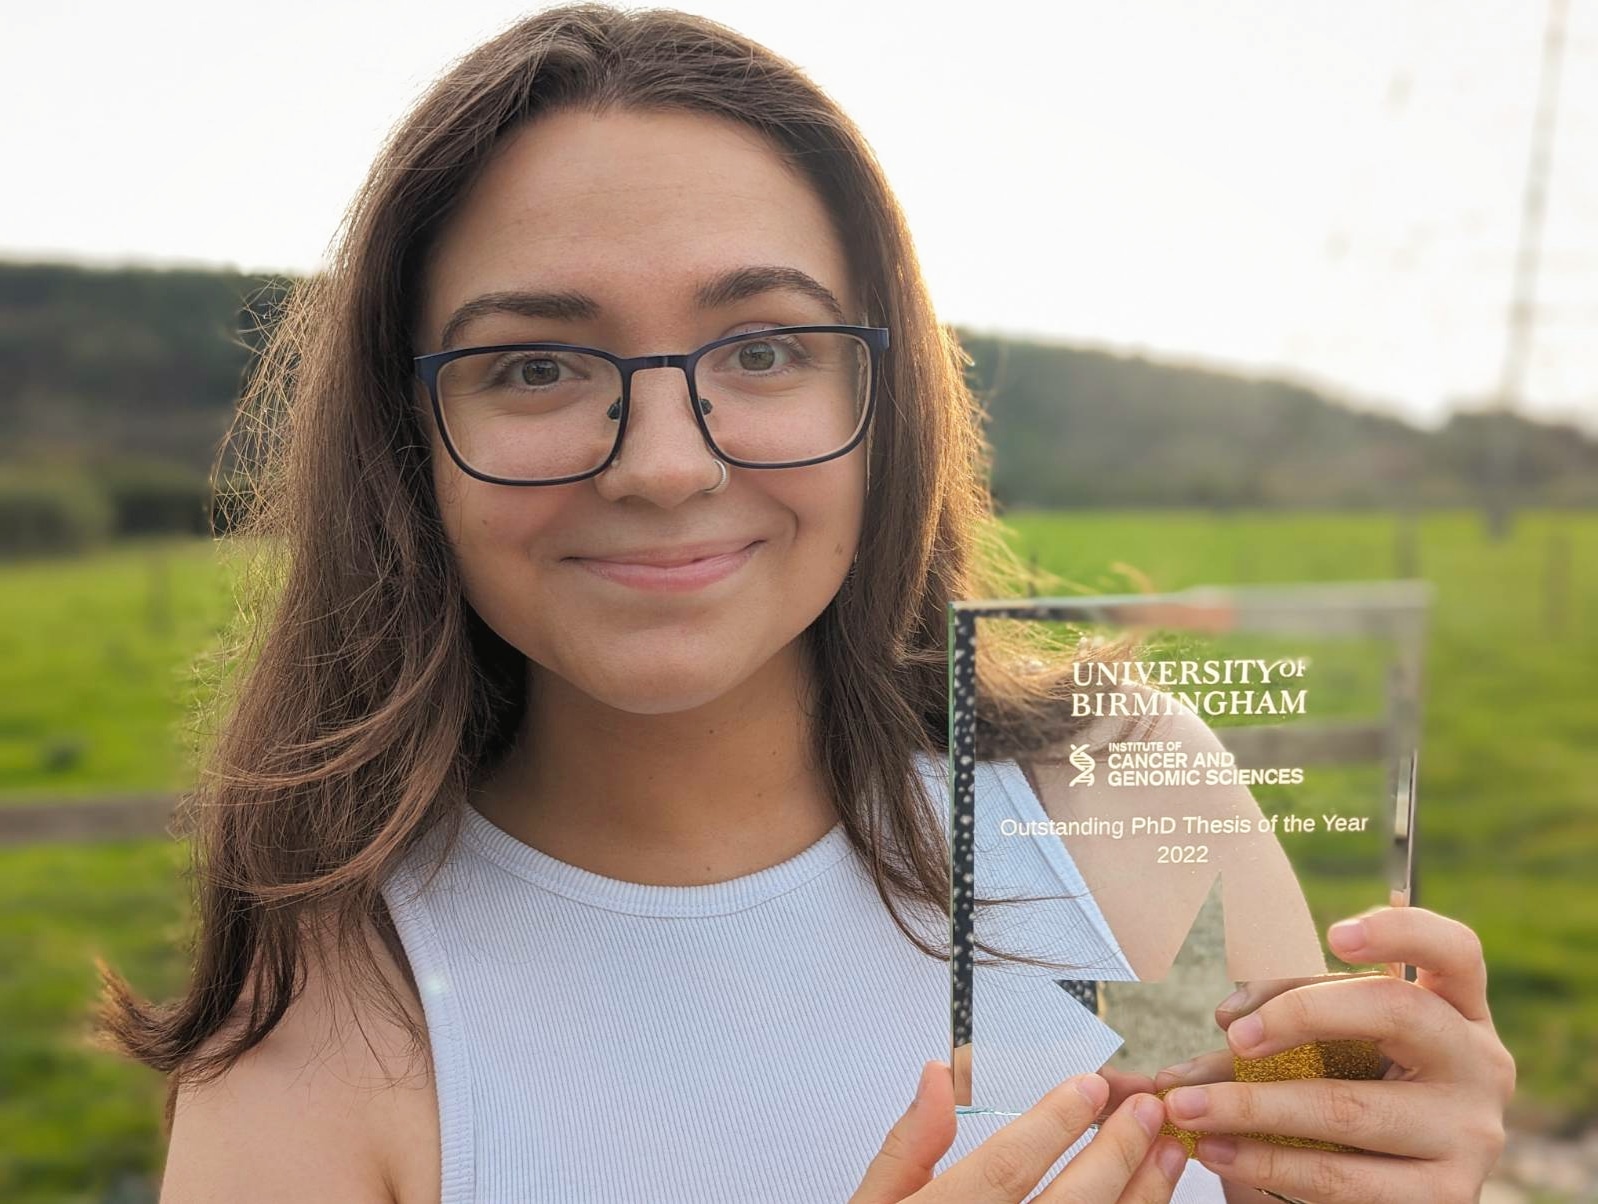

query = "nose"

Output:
[[594, 363, 722, 503]]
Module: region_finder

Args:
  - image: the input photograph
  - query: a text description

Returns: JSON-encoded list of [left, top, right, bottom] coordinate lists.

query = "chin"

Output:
[[574, 660, 751, 715], [589, 683, 742, 716]]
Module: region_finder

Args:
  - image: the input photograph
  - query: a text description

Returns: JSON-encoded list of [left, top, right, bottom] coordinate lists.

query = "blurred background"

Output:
[[1, 1, 1593, 1200]]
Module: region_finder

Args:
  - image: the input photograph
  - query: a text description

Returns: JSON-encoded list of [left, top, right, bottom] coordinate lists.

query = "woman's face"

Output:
[[415, 108, 867, 716]]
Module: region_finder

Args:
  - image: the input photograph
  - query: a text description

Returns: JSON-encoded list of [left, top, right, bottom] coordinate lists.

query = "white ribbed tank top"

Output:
[[378, 751, 1227, 1203]]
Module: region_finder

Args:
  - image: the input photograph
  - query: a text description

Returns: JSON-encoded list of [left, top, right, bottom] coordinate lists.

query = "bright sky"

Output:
[[4, 0, 1594, 431]]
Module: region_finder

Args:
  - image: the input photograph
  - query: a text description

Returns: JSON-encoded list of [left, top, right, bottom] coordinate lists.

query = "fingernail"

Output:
[[1157, 1138, 1189, 1180], [1329, 918, 1367, 956], [1166, 1086, 1208, 1120], [1229, 1013, 1265, 1052], [1073, 1073, 1109, 1110], [1216, 987, 1248, 1015], [1154, 1059, 1196, 1087], [1134, 1094, 1164, 1137], [1195, 1136, 1237, 1166]]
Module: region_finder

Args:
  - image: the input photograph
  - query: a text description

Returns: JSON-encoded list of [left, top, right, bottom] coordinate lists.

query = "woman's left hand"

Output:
[[1151, 906, 1516, 1203]]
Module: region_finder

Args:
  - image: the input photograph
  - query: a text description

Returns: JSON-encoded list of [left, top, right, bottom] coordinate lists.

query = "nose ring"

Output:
[[702, 458, 729, 495]]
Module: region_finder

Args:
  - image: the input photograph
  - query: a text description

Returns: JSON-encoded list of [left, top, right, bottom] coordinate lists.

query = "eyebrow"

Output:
[[436, 264, 851, 351]]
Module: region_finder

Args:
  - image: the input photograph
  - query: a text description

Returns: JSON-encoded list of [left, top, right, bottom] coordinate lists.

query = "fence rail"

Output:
[[0, 796, 178, 845]]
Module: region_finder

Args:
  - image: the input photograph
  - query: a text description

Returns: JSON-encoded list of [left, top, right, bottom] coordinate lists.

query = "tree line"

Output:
[[1, 259, 1592, 555]]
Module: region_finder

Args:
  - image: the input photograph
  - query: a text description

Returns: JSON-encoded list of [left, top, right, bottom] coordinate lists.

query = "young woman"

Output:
[[96, 6, 1516, 1203]]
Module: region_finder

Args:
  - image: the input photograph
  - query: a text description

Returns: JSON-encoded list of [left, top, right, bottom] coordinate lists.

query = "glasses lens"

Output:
[[695, 330, 871, 465], [436, 348, 624, 481]]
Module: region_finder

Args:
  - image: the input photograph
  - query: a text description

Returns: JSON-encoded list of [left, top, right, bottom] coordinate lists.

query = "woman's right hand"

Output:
[[849, 1061, 1190, 1203]]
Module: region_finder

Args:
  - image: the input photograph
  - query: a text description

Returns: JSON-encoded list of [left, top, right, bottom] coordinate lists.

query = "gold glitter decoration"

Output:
[[1157, 1039, 1384, 1156]]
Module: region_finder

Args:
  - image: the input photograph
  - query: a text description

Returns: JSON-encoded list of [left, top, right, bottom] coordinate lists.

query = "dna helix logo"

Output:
[[1068, 743, 1096, 787]]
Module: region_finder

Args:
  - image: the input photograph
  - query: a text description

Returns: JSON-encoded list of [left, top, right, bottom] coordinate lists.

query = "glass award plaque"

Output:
[[947, 581, 1430, 1115]]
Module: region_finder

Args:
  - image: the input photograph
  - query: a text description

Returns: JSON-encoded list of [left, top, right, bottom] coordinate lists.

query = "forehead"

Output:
[[418, 108, 855, 348]]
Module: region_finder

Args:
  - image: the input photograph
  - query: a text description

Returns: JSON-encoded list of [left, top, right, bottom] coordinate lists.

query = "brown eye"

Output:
[[736, 341, 777, 372], [518, 357, 562, 386]]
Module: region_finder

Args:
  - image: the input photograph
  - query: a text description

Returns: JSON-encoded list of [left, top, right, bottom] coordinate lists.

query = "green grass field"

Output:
[[1, 511, 1594, 1201], [0, 536, 239, 801]]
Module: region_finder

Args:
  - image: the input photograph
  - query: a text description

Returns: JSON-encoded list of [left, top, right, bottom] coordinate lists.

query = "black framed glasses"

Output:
[[413, 324, 890, 486]]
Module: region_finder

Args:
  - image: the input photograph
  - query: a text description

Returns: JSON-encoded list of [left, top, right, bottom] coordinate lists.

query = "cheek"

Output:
[[813, 452, 867, 550], [767, 454, 866, 589], [433, 465, 564, 625]]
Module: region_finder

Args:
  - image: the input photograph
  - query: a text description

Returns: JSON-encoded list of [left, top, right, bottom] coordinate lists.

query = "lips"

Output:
[[569, 539, 759, 568], [570, 540, 763, 591]]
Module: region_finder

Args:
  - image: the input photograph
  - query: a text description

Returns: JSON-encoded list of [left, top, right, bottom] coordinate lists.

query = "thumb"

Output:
[[849, 1060, 958, 1204]]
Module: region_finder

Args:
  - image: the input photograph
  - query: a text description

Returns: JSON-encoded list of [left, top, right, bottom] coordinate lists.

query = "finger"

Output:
[[1327, 907, 1491, 1024], [1215, 972, 1387, 1029], [936, 1073, 1110, 1203], [1221, 974, 1470, 1078], [1152, 1049, 1234, 1091], [1113, 1138, 1189, 1204], [1163, 1078, 1452, 1159], [1034, 1092, 1163, 1202], [1216, 974, 1399, 1081], [850, 1061, 957, 1204], [1099, 1065, 1158, 1118], [1193, 1133, 1446, 1204]]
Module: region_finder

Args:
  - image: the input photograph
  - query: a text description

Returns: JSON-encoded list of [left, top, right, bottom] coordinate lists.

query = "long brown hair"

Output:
[[92, 2, 1121, 1130]]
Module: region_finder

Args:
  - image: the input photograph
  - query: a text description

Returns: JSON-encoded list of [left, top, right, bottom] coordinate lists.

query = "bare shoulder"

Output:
[[160, 905, 440, 1204]]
